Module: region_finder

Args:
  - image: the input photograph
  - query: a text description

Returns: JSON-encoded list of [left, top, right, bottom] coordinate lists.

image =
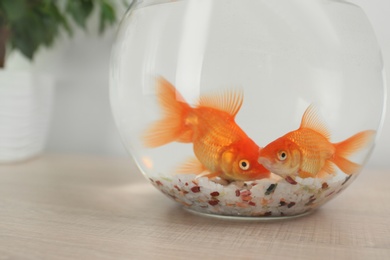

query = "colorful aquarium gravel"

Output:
[[149, 173, 357, 217]]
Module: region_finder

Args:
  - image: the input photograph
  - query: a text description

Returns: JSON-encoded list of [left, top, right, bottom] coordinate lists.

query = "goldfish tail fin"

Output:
[[143, 77, 193, 147], [335, 130, 376, 158], [333, 130, 376, 175]]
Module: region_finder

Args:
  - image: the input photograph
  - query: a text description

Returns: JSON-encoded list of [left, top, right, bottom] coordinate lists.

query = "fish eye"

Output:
[[239, 160, 250, 170], [277, 151, 287, 161]]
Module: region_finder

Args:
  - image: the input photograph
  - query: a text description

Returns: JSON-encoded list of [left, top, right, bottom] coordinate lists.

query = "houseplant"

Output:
[[0, 0, 125, 162]]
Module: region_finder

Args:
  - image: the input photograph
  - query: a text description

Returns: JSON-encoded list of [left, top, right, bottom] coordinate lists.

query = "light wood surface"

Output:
[[0, 155, 389, 260]]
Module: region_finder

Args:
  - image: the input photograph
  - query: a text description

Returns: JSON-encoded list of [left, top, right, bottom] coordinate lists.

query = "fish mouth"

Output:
[[258, 157, 272, 169]]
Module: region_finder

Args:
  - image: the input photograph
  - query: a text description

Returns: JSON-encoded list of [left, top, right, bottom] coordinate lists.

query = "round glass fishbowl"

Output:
[[110, 0, 386, 219]]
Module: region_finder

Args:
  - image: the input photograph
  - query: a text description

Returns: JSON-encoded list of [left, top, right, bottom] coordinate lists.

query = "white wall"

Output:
[[44, 30, 127, 157], [40, 1, 389, 168]]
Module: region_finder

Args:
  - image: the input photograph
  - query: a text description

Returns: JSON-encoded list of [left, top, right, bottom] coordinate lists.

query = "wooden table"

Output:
[[0, 155, 389, 259]]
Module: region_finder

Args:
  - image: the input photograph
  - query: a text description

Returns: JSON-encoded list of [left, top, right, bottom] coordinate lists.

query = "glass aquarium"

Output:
[[110, 0, 386, 219]]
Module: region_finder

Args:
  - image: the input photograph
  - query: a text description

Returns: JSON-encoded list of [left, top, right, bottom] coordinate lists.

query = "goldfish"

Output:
[[258, 104, 376, 180], [143, 77, 270, 181]]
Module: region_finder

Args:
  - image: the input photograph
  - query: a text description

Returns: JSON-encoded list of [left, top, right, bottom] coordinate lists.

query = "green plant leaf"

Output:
[[9, 1, 64, 59], [47, 1, 73, 36], [11, 18, 39, 59], [0, 0, 28, 22], [1, 0, 123, 62], [66, 0, 94, 29], [99, 0, 116, 34]]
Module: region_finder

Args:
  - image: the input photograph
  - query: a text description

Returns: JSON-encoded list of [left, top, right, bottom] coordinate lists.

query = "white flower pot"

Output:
[[0, 70, 54, 162]]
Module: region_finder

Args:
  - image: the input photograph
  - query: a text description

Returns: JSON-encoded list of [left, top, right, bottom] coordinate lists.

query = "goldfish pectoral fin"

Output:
[[285, 176, 298, 185], [298, 170, 314, 179], [176, 157, 206, 175], [316, 161, 336, 178], [332, 155, 361, 175], [198, 88, 243, 117], [142, 77, 193, 148], [195, 171, 221, 180], [300, 104, 331, 139]]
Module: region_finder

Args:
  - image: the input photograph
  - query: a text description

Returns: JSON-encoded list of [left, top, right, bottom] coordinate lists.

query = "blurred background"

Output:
[[2, 0, 389, 168]]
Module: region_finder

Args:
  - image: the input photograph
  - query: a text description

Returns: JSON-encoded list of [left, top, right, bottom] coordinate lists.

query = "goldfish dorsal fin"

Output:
[[198, 88, 243, 117], [300, 104, 331, 139]]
